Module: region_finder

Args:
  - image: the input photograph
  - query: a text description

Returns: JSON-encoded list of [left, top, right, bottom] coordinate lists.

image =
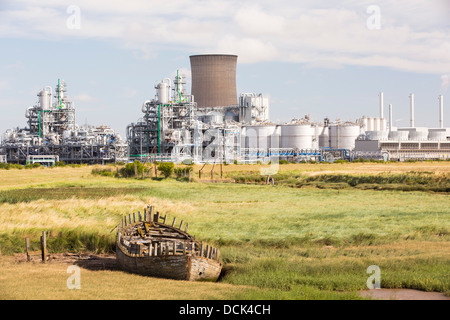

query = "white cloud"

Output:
[[1, 0, 449, 74]]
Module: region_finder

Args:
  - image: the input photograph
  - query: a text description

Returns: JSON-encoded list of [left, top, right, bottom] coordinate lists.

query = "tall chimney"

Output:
[[379, 92, 384, 119], [409, 93, 415, 127], [439, 95, 444, 129], [389, 104, 393, 131]]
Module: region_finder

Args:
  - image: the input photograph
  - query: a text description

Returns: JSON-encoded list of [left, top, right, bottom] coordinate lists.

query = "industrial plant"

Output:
[[0, 80, 128, 165], [1, 54, 449, 165]]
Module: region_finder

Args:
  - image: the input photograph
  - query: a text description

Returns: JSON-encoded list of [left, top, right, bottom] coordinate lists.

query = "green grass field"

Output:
[[0, 163, 449, 299]]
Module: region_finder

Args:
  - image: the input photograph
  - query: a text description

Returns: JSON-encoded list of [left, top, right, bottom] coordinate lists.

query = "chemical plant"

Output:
[[0, 80, 128, 165], [1, 54, 449, 165]]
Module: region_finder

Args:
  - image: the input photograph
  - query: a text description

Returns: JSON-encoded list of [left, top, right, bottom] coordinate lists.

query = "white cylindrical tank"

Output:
[[157, 82, 170, 104], [380, 118, 387, 131], [312, 125, 323, 149], [280, 124, 314, 149], [388, 130, 409, 141], [366, 130, 388, 141], [319, 126, 329, 148], [39, 90, 50, 110], [367, 118, 375, 131], [428, 129, 447, 141], [329, 123, 360, 150], [409, 129, 428, 141], [373, 118, 380, 131], [244, 125, 278, 149]]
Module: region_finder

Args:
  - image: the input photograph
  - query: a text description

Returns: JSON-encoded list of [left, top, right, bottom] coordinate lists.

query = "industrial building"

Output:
[[0, 79, 128, 164], [355, 93, 450, 161], [1, 54, 449, 165]]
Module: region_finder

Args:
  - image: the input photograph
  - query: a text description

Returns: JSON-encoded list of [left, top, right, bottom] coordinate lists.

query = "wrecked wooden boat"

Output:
[[116, 205, 222, 281]]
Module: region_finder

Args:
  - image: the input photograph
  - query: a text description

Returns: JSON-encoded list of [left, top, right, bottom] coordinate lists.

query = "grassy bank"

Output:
[[0, 164, 449, 299]]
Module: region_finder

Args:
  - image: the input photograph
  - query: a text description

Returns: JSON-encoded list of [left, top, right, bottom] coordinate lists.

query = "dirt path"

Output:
[[359, 289, 450, 300]]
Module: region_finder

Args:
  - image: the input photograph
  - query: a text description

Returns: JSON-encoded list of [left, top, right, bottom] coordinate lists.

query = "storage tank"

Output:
[[367, 118, 375, 131], [319, 126, 329, 148], [408, 129, 428, 141], [39, 89, 50, 110], [329, 123, 360, 150], [312, 125, 323, 149], [156, 80, 170, 104], [190, 54, 238, 108], [365, 130, 388, 141], [244, 125, 278, 149], [428, 128, 447, 141], [280, 124, 315, 149], [388, 130, 409, 141]]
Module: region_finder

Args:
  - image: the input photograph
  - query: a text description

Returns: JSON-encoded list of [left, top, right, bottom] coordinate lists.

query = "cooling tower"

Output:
[[190, 54, 238, 108]]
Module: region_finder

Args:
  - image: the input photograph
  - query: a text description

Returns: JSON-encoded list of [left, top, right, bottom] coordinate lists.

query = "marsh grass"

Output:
[[228, 171, 450, 192], [0, 165, 449, 299], [220, 242, 450, 297]]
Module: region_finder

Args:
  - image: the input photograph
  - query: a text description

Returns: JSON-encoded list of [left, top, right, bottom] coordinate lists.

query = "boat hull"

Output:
[[116, 245, 222, 281]]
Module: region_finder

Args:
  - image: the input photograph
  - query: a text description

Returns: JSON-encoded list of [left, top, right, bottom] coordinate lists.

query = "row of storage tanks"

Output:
[[240, 119, 450, 152], [359, 117, 449, 141], [241, 122, 361, 151]]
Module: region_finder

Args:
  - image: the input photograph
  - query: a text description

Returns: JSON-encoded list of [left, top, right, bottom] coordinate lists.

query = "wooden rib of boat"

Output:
[[115, 205, 222, 281]]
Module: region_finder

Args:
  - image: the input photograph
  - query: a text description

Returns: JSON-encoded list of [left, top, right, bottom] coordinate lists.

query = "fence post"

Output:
[[26, 238, 31, 262], [40, 231, 47, 263]]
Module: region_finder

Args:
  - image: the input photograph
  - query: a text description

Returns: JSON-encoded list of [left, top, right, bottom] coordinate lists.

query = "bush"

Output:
[[91, 167, 115, 177], [24, 163, 41, 169], [54, 161, 66, 167], [174, 166, 193, 180], [119, 160, 145, 178], [0, 163, 24, 170], [158, 162, 175, 178]]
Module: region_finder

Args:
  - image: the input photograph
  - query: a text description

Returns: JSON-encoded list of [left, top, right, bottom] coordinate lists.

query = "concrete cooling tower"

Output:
[[189, 54, 238, 108]]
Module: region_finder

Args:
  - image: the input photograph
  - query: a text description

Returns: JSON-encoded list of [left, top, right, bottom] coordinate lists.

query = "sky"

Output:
[[0, 0, 449, 139]]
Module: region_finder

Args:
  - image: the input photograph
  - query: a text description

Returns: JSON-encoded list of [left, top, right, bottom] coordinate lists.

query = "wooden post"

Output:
[[172, 241, 176, 255], [179, 220, 183, 230], [183, 241, 186, 255], [149, 208, 153, 222], [171, 217, 177, 227], [128, 214, 131, 225], [143, 208, 147, 222], [200, 243, 204, 257], [40, 231, 47, 263], [165, 242, 169, 256], [133, 212, 136, 223], [162, 214, 167, 224], [184, 223, 188, 233], [25, 238, 31, 262], [158, 243, 163, 256]]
